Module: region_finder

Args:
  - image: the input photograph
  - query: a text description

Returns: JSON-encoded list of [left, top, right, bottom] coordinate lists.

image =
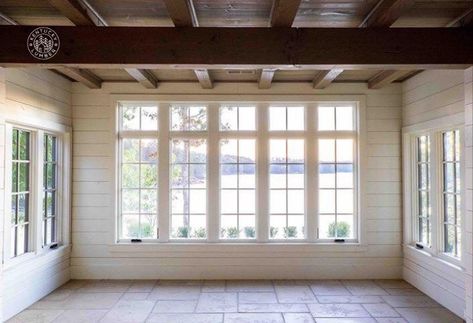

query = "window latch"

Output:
[[334, 239, 345, 243], [415, 243, 424, 249], [131, 239, 142, 243], [50, 243, 58, 249]]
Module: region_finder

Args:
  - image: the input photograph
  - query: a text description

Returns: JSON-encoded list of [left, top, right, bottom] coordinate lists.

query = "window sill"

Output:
[[3, 244, 71, 272], [109, 242, 367, 256], [404, 244, 464, 275]]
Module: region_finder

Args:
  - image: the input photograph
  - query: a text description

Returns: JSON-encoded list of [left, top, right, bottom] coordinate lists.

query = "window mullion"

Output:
[[207, 103, 219, 242], [158, 103, 170, 242], [257, 103, 269, 242], [306, 104, 317, 241]]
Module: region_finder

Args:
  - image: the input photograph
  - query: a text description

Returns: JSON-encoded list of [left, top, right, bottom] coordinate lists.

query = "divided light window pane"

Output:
[[442, 130, 461, 258], [11, 128, 31, 258], [416, 135, 431, 246], [318, 106, 353, 131], [220, 139, 256, 239], [171, 105, 207, 131], [170, 139, 207, 239], [121, 103, 158, 131], [220, 106, 256, 131], [269, 139, 305, 239], [120, 103, 159, 240], [318, 139, 355, 239], [269, 106, 304, 131], [43, 134, 58, 246]]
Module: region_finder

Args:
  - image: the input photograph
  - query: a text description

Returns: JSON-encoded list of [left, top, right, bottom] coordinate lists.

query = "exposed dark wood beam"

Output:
[[446, 8, 473, 27], [125, 68, 158, 89], [368, 70, 413, 89], [270, 0, 302, 27], [0, 27, 471, 68], [46, 0, 106, 26], [194, 69, 213, 89], [360, 0, 415, 27], [56, 67, 102, 89], [163, 0, 198, 27], [313, 69, 344, 89], [259, 69, 276, 89]]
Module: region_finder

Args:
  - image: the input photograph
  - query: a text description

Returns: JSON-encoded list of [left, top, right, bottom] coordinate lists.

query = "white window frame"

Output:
[[113, 96, 366, 247], [3, 122, 70, 269], [403, 113, 464, 266]]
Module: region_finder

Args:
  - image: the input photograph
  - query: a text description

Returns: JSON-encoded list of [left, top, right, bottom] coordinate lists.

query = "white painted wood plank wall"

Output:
[[70, 82, 403, 280], [402, 70, 466, 318], [0, 68, 72, 320], [464, 67, 473, 323]]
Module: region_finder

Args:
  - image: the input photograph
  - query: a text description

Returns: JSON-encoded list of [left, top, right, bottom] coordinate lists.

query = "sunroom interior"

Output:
[[0, 1, 472, 322]]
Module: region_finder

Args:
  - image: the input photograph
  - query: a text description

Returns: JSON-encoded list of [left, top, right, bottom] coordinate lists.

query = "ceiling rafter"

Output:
[[46, 0, 106, 26], [446, 8, 473, 27], [313, 69, 344, 89], [368, 70, 413, 89], [270, 0, 302, 27], [259, 69, 276, 89], [125, 69, 158, 89], [194, 69, 213, 89], [359, 0, 415, 28]]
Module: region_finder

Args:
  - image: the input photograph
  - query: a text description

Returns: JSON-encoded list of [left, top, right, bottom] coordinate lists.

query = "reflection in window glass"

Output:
[[11, 129, 30, 258], [269, 139, 305, 239], [220, 139, 256, 239], [170, 139, 207, 239], [220, 106, 256, 131], [269, 106, 304, 131], [318, 136, 355, 239], [416, 135, 431, 246], [43, 134, 58, 246], [171, 105, 207, 131], [442, 130, 461, 257]]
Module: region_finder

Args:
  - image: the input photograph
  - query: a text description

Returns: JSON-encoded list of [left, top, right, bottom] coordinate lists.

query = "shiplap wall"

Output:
[[0, 68, 72, 320], [71, 82, 403, 279], [0, 68, 6, 323], [465, 67, 473, 323], [402, 70, 466, 317]]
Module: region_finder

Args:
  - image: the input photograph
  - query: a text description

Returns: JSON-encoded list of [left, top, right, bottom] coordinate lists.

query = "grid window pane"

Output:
[[442, 130, 461, 257], [11, 129, 31, 257], [220, 139, 256, 239], [43, 134, 58, 247], [120, 134, 158, 239], [269, 106, 304, 131], [171, 139, 207, 239], [416, 135, 431, 246], [269, 139, 305, 239], [121, 103, 158, 131], [220, 106, 256, 131], [171, 105, 207, 131], [319, 106, 354, 131]]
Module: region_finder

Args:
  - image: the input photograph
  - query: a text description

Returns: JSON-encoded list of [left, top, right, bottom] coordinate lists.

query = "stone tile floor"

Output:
[[7, 279, 463, 323]]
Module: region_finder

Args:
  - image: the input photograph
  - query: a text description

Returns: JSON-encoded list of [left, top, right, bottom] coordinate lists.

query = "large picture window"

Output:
[[117, 101, 360, 243]]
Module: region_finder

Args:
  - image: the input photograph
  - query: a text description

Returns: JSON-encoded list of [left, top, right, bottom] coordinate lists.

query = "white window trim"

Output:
[[111, 94, 367, 249], [402, 112, 465, 267], [2, 121, 71, 269]]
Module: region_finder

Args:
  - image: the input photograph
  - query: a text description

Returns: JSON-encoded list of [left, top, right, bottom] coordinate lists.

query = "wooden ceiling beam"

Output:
[[46, 0, 106, 26], [163, 0, 198, 27], [368, 70, 413, 89], [270, 0, 302, 27], [360, 0, 415, 27], [194, 69, 213, 89], [56, 67, 102, 89], [259, 69, 276, 89], [313, 69, 344, 89], [446, 8, 473, 27], [0, 27, 471, 68], [125, 68, 158, 89], [0, 11, 18, 25]]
